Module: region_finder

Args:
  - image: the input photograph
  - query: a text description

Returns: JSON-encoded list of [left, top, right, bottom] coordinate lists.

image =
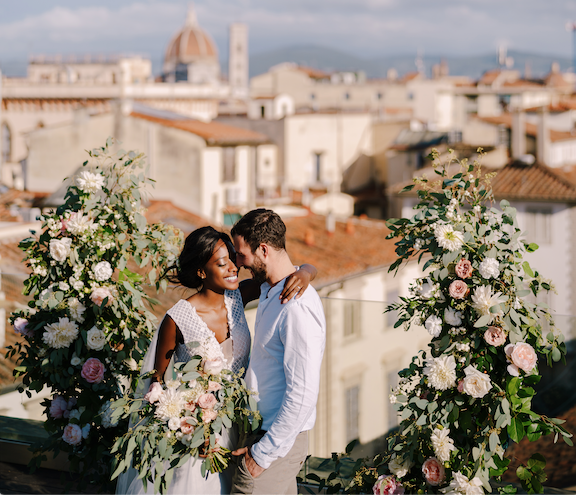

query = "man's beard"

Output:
[[249, 256, 267, 284]]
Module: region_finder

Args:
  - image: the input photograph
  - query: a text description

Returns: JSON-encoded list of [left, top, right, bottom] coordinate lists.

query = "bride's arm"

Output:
[[151, 315, 183, 383], [238, 264, 318, 307]]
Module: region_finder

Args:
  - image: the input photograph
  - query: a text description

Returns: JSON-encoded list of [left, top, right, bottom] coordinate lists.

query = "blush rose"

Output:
[[49, 395, 68, 419], [81, 357, 106, 384], [90, 287, 113, 307], [449, 280, 469, 299], [180, 417, 195, 434], [202, 409, 218, 423], [197, 393, 218, 410], [422, 457, 445, 486], [62, 423, 83, 445], [145, 382, 163, 403], [505, 342, 537, 376], [484, 326, 506, 347], [455, 259, 473, 279], [372, 475, 404, 495], [208, 381, 222, 392], [203, 357, 225, 375]]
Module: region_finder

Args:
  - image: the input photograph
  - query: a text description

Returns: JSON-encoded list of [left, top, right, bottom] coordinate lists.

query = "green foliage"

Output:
[[5, 139, 182, 492]]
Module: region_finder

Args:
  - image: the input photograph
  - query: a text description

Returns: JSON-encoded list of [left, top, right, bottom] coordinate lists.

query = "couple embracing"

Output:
[[120, 209, 326, 494]]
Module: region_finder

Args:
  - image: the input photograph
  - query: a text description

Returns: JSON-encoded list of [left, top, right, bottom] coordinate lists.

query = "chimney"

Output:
[[326, 211, 336, 235], [537, 106, 550, 165], [511, 109, 526, 159], [304, 228, 315, 246]]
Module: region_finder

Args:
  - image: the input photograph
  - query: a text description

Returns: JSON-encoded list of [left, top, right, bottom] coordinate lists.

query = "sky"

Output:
[[1, 0, 575, 74]]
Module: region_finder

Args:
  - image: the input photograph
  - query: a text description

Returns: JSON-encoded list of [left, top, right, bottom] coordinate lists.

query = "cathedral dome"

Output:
[[164, 8, 218, 67]]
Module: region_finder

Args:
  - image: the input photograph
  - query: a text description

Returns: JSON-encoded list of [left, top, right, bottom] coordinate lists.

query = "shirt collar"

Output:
[[260, 276, 288, 300]]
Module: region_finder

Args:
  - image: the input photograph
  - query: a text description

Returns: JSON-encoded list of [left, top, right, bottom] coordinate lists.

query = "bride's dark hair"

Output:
[[167, 226, 235, 289]]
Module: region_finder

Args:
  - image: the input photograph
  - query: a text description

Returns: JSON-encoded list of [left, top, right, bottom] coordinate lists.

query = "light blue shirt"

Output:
[[247, 276, 326, 469]]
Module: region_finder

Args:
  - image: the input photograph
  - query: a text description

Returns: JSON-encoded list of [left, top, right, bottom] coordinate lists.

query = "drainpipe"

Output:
[[511, 108, 526, 159], [537, 106, 550, 165]]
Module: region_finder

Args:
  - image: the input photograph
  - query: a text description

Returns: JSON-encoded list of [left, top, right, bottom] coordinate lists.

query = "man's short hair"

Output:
[[231, 208, 286, 253]]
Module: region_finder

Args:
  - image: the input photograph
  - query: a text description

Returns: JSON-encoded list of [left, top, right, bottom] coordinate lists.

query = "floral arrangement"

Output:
[[110, 339, 261, 495], [315, 150, 572, 495], [5, 139, 182, 491]]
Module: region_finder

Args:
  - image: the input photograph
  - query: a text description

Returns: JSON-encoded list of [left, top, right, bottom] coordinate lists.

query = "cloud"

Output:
[[0, 0, 572, 68]]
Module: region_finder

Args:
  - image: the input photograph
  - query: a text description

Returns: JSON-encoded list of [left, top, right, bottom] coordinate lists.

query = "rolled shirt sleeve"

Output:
[[250, 302, 325, 469]]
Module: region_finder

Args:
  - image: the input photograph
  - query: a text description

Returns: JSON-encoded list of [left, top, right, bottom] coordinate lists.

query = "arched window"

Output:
[[1, 123, 11, 163]]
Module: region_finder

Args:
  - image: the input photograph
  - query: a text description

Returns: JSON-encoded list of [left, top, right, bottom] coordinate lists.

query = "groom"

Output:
[[230, 209, 326, 495]]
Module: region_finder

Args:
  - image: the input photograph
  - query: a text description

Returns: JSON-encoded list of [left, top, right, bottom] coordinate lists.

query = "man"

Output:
[[230, 209, 326, 495]]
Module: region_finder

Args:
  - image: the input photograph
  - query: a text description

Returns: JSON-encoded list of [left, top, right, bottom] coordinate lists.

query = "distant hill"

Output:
[[248, 45, 572, 80]]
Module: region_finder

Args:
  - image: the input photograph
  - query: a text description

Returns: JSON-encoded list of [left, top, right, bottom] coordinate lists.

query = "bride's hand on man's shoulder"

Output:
[[280, 268, 311, 304]]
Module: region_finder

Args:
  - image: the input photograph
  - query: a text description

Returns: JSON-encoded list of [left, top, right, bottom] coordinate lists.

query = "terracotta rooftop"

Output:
[[478, 114, 576, 143], [130, 112, 270, 146], [297, 66, 331, 80], [283, 214, 398, 288], [144, 200, 211, 233]]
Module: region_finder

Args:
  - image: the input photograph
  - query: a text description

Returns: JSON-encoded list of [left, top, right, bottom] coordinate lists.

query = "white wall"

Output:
[[284, 113, 373, 190]]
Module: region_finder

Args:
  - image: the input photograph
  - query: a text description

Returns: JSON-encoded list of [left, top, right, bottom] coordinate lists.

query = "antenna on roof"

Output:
[[185, 2, 198, 27]]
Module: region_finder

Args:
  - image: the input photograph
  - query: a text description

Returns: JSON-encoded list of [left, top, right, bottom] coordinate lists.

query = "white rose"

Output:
[[388, 455, 414, 478], [203, 357, 225, 375], [93, 261, 113, 282], [49, 238, 72, 262], [478, 257, 500, 279], [168, 417, 181, 431], [444, 307, 463, 327], [462, 365, 492, 398], [86, 327, 106, 351], [71, 354, 82, 366], [425, 315, 443, 338]]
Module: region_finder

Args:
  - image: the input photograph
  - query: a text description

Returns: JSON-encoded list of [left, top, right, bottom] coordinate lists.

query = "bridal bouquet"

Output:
[[110, 339, 261, 495], [316, 150, 571, 495]]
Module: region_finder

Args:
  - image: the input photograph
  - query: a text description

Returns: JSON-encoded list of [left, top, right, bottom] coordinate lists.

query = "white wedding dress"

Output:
[[116, 289, 251, 495]]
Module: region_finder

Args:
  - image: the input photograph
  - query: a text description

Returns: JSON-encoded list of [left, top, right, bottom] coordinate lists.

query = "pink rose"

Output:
[[14, 317, 33, 338], [144, 382, 163, 403], [457, 380, 464, 393], [197, 393, 218, 410], [49, 395, 68, 419], [184, 401, 196, 413], [449, 280, 469, 299], [484, 326, 506, 347], [203, 358, 225, 375], [373, 475, 404, 495], [505, 342, 537, 376], [61, 216, 70, 233], [455, 259, 473, 279], [208, 381, 222, 392], [90, 287, 113, 307], [422, 457, 445, 486], [202, 409, 218, 423], [81, 357, 106, 384], [62, 423, 82, 446], [180, 417, 195, 434]]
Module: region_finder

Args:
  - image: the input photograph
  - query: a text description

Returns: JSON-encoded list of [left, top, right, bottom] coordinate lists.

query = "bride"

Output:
[[117, 226, 316, 494]]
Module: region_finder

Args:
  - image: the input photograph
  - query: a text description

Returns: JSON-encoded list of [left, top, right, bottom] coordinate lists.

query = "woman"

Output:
[[119, 226, 316, 494]]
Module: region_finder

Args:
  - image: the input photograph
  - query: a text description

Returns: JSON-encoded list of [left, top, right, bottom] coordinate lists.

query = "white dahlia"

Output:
[[471, 285, 503, 322], [424, 355, 457, 391], [77, 171, 105, 194], [66, 211, 95, 235], [154, 388, 185, 422], [68, 297, 86, 323], [431, 426, 456, 463], [42, 317, 79, 349], [434, 224, 464, 252], [441, 471, 483, 495]]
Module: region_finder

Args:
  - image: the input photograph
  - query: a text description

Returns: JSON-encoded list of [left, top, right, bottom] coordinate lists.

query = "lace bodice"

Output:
[[166, 289, 251, 375]]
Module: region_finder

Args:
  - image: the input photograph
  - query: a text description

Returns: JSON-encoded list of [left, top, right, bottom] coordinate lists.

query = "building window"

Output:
[[1, 123, 11, 163], [260, 105, 266, 118], [497, 124, 510, 148], [525, 208, 552, 245], [344, 92, 350, 100], [386, 290, 399, 328], [310, 93, 316, 100], [376, 92, 383, 100], [313, 152, 322, 182], [344, 300, 361, 337], [345, 385, 360, 444], [222, 148, 236, 183]]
